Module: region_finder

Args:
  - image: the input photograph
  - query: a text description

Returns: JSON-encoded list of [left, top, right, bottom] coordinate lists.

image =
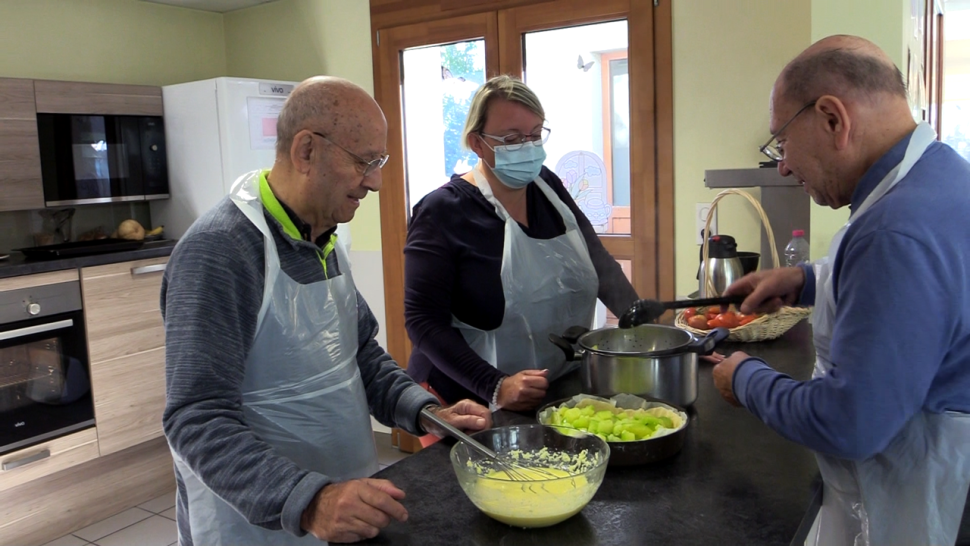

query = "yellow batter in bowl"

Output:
[[471, 466, 595, 527], [450, 426, 610, 528]]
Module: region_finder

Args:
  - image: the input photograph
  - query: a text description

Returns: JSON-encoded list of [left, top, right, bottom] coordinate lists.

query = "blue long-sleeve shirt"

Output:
[[733, 132, 970, 461]]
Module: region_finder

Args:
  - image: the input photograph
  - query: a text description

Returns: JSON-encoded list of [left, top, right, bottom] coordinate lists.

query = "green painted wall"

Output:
[[672, 0, 812, 295], [224, 0, 381, 251], [808, 0, 907, 262], [0, 0, 226, 85]]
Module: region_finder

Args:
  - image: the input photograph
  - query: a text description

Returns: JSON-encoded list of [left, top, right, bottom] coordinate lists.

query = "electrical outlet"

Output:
[[696, 203, 717, 245]]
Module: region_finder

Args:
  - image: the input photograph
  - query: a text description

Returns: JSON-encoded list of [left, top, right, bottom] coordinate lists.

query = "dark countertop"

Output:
[[362, 322, 822, 546], [0, 240, 177, 279]]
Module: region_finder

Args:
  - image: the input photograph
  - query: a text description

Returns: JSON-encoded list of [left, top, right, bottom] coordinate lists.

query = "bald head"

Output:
[[776, 35, 906, 107], [767, 36, 918, 209], [275, 76, 385, 160]]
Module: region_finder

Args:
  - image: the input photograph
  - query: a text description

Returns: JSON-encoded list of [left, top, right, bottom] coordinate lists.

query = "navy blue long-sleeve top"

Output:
[[403, 166, 639, 405], [733, 132, 970, 461]]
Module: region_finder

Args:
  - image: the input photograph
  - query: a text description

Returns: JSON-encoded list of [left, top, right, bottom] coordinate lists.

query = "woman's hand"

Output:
[[497, 369, 549, 411]]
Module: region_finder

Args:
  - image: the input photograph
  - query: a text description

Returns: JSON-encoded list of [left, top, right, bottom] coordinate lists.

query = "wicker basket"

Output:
[[680, 189, 812, 342]]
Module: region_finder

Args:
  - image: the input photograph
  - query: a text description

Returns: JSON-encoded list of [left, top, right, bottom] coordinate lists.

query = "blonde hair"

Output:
[[461, 75, 545, 150]]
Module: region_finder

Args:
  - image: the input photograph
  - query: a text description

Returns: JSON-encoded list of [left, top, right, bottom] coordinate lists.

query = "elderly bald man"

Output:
[[712, 36, 970, 545], [161, 76, 491, 546]]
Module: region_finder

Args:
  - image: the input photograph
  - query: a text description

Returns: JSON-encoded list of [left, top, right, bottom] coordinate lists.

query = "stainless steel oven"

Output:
[[0, 280, 94, 456]]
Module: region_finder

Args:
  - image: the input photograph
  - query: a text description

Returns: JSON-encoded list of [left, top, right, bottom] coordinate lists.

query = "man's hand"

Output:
[[497, 369, 549, 411], [302, 478, 407, 543], [422, 399, 492, 437], [700, 351, 726, 364], [712, 351, 752, 407], [723, 267, 806, 315]]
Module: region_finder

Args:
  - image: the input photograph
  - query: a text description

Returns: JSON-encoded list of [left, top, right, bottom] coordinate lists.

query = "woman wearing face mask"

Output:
[[404, 76, 639, 445]]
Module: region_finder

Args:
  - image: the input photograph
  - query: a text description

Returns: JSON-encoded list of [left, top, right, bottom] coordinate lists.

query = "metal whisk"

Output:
[[420, 408, 563, 481]]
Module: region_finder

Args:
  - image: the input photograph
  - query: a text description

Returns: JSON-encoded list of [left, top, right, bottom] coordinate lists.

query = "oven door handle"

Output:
[[0, 319, 74, 342]]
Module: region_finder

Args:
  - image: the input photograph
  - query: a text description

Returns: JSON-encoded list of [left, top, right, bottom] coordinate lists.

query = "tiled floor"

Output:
[[41, 432, 411, 546]]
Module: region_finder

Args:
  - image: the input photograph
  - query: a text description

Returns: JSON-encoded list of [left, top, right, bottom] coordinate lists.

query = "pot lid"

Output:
[[578, 324, 695, 356]]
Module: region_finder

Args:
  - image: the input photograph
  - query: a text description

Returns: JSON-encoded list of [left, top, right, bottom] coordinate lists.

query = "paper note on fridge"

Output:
[[248, 96, 286, 150]]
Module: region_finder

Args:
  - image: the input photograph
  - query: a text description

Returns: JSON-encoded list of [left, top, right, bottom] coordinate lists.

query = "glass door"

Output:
[[374, 12, 499, 368], [373, 0, 673, 450], [498, 0, 670, 322], [401, 39, 488, 212]]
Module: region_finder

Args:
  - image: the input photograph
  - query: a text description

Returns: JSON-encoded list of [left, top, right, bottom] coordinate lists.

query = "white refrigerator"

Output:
[[150, 76, 350, 245]]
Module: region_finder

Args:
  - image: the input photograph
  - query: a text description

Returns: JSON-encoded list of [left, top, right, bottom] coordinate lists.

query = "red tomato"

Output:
[[739, 314, 757, 326], [688, 315, 711, 330], [683, 307, 698, 320], [705, 307, 720, 320], [716, 312, 740, 329], [707, 316, 724, 329]]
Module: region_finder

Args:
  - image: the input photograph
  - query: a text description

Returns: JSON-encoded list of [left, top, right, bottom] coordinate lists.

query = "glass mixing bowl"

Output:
[[449, 424, 609, 528]]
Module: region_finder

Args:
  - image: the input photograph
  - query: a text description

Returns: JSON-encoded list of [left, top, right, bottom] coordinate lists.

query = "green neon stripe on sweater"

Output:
[[258, 170, 337, 275]]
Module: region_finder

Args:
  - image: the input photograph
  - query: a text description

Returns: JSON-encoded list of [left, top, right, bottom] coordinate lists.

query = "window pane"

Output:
[[523, 20, 630, 235], [942, 9, 970, 162], [596, 259, 633, 327], [610, 59, 630, 207], [401, 40, 486, 215]]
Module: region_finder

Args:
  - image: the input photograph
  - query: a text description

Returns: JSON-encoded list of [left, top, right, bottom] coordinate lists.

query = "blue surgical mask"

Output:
[[482, 140, 547, 189]]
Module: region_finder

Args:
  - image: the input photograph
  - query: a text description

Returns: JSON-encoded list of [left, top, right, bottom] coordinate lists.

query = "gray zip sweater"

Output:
[[161, 195, 436, 545]]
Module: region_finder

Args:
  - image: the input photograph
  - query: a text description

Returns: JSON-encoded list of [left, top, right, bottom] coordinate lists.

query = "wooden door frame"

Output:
[[369, 0, 674, 445]]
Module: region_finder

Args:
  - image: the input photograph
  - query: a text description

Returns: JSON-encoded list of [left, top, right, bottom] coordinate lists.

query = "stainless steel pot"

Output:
[[549, 325, 729, 406]]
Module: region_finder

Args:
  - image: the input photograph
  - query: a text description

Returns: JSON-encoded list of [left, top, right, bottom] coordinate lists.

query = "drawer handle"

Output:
[[2, 449, 51, 471], [131, 264, 167, 276]]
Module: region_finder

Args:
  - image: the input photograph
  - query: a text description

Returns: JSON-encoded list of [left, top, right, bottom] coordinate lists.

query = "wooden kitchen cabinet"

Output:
[[0, 77, 44, 212], [34, 80, 163, 116], [81, 257, 168, 456], [0, 428, 99, 493]]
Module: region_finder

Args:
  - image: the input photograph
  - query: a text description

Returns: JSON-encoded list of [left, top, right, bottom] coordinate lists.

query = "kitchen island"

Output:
[[361, 321, 822, 546]]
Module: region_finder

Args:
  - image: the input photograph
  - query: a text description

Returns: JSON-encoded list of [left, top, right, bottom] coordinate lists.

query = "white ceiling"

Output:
[[140, 0, 279, 13]]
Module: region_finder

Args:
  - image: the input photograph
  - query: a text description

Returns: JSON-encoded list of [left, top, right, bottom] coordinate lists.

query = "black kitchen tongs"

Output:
[[618, 294, 747, 329]]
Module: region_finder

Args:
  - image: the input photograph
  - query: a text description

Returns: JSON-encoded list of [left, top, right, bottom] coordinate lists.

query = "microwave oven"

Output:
[[37, 114, 170, 206]]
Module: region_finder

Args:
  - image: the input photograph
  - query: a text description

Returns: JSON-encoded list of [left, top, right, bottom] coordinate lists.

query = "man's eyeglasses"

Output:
[[479, 127, 551, 151], [759, 100, 817, 162], [311, 131, 389, 177]]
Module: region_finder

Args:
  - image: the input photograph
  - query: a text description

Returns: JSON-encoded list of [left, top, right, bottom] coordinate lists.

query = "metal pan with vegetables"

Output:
[[537, 394, 689, 466]]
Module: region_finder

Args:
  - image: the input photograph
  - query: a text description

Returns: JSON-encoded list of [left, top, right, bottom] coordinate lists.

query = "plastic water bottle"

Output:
[[784, 230, 810, 267]]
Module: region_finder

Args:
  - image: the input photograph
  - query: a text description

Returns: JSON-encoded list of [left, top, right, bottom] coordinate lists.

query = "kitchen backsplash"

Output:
[[0, 202, 153, 254]]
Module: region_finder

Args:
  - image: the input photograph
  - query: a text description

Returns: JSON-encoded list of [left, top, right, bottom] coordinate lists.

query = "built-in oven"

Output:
[[0, 280, 94, 456]]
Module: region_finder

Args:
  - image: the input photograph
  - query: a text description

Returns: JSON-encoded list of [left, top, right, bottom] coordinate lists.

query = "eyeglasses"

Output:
[[479, 127, 551, 151], [311, 131, 389, 177], [758, 100, 817, 162]]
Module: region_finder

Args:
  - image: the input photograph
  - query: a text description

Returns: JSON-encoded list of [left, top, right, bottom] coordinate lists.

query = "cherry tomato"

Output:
[[716, 312, 740, 329], [683, 307, 698, 320], [707, 317, 724, 329], [705, 307, 720, 320], [688, 315, 711, 330], [739, 315, 757, 326]]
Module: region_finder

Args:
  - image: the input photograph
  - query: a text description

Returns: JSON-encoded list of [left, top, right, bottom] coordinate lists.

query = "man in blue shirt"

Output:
[[713, 35, 970, 545]]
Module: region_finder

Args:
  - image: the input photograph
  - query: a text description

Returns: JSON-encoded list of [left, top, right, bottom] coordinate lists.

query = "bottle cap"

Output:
[[792, 229, 805, 237]]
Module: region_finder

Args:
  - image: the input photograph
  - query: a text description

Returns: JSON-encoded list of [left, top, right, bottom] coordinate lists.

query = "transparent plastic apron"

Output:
[[808, 123, 970, 546], [172, 171, 379, 546], [452, 171, 598, 386]]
